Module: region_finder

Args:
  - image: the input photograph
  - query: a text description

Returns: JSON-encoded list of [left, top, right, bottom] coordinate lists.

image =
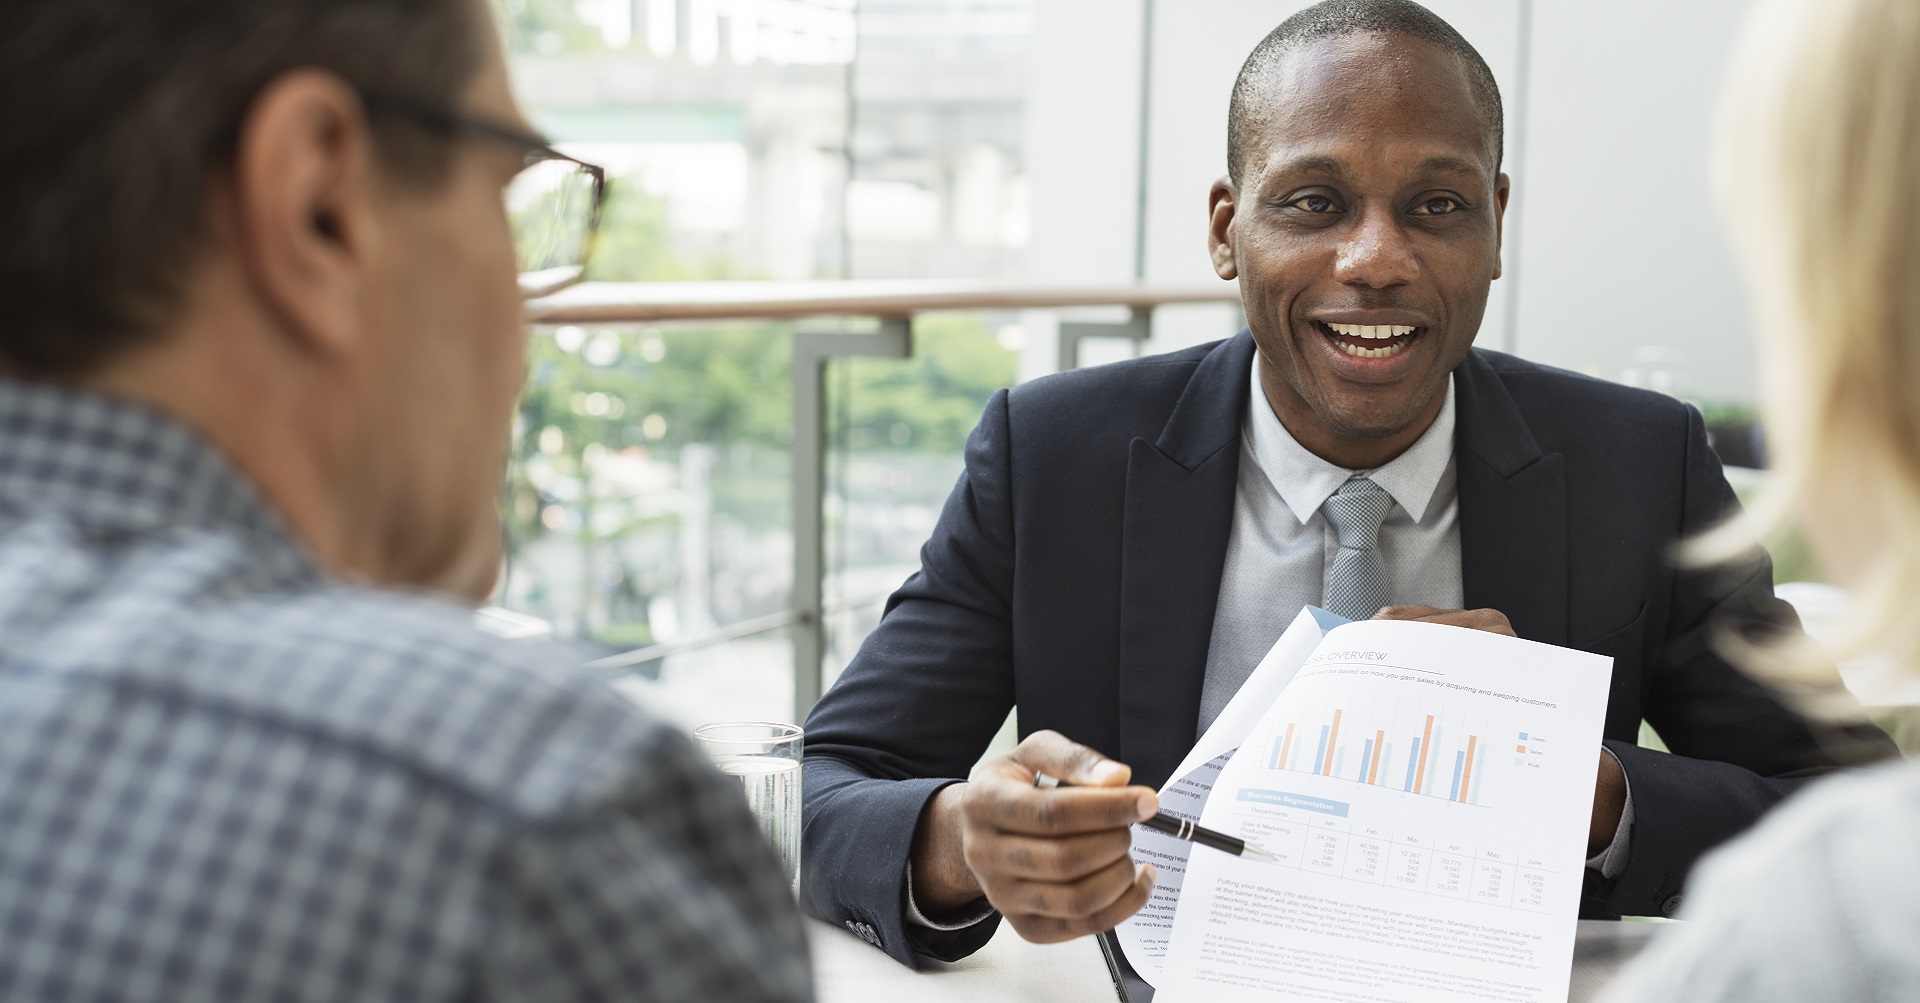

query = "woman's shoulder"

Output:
[[1696, 760, 1920, 951], [1707, 758, 1920, 885], [1601, 760, 1920, 1003]]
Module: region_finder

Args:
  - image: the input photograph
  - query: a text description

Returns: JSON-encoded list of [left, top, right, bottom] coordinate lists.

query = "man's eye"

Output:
[[1415, 197, 1462, 216], [1288, 195, 1337, 213]]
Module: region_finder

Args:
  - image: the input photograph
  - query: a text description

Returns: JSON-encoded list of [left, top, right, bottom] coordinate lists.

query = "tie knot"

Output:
[[1323, 478, 1394, 550]]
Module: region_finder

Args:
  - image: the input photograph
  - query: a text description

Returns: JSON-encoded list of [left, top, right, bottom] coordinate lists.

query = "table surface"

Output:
[[809, 916, 1668, 1003]]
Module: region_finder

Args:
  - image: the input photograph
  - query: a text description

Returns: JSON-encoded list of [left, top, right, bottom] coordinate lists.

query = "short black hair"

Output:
[[0, 0, 486, 377], [1227, 0, 1504, 186]]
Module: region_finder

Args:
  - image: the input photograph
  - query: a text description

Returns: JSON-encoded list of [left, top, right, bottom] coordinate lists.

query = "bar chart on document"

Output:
[[1227, 672, 1568, 914]]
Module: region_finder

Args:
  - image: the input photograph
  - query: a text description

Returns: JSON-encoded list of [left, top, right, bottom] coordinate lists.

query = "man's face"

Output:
[[358, 11, 527, 597], [1213, 33, 1508, 458]]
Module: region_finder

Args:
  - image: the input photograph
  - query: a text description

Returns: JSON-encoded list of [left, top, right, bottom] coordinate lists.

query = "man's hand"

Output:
[[1370, 605, 1517, 636], [908, 730, 1158, 944]]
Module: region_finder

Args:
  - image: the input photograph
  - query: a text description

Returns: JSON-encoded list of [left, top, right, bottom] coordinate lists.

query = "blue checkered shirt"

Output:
[[0, 382, 814, 1002]]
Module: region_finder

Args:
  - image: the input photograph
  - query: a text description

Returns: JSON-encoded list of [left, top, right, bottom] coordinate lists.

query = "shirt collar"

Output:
[[1243, 357, 1457, 526], [0, 380, 316, 581]]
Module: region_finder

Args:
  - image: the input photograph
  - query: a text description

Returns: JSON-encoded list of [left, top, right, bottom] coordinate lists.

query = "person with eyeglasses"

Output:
[[0, 2, 810, 1001]]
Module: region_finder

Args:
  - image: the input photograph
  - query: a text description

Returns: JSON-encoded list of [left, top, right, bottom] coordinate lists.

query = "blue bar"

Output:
[[1404, 739, 1420, 791], [1270, 736, 1283, 769], [1313, 725, 1329, 774], [1359, 739, 1375, 782], [1471, 744, 1486, 804], [1236, 789, 1350, 816], [1450, 751, 1466, 800]]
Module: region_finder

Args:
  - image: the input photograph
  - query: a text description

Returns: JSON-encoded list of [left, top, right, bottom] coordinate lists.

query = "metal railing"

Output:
[[524, 278, 1243, 720]]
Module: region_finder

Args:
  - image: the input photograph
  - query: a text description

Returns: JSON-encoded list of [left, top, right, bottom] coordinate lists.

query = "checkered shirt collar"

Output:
[[0, 380, 317, 581]]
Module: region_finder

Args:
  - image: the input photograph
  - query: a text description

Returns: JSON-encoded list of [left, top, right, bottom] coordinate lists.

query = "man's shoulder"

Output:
[[149, 585, 690, 822], [1469, 348, 1701, 462]]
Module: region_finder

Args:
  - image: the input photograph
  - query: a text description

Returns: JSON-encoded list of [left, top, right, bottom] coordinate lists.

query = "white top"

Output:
[[1597, 760, 1920, 1002], [1196, 360, 1463, 732]]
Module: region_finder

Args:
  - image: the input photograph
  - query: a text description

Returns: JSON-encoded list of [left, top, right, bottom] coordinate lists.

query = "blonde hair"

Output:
[[1710, 0, 1920, 692]]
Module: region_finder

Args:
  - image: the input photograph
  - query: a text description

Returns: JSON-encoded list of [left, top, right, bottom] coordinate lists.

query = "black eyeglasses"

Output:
[[360, 90, 606, 298]]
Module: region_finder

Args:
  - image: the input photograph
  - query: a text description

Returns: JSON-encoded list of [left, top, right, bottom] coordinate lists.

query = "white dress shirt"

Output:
[[1197, 361, 1462, 732]]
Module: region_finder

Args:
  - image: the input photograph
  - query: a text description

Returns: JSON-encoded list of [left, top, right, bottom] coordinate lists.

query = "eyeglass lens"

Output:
[[507, 159, 598, 276]]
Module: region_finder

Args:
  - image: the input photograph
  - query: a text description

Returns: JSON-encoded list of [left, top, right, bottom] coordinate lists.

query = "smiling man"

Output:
[[798, 0, 1894, 971]]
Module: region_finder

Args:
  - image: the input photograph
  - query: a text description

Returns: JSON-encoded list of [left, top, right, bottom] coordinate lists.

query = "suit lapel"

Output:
[[1455, 351, 1571, 645], [1116, 333, 1252, 790]]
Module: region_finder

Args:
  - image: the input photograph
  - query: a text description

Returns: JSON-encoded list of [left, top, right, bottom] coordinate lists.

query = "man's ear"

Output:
[[226, 69, 382, 358], [1491, 171, 1512, 281], [1208, 176, 1238, 281]]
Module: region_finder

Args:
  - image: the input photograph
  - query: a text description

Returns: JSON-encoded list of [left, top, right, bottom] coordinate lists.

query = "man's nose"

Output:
[[1333, 207, 1418, 289]]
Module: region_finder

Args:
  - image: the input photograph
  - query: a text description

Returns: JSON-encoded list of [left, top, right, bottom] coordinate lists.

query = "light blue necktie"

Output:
[[1322, 478, 1396, 621]]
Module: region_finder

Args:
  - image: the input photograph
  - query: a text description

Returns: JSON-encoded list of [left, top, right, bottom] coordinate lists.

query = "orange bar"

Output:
[[1413, 715, 1435, 794], [1367, 729, 1385, 784], [1459, 735, 1479, 802], [1278, 723, 1296, 770], [1321, 710, 1344, 776]]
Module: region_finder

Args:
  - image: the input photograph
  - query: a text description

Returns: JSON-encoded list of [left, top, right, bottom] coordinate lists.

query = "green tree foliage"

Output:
[[517, 183, 1016, 473], [837, 313, 1016, 454]]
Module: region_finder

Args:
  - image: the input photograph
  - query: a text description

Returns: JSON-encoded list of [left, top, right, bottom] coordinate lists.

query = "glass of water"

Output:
[[694, 721, 803, 893]]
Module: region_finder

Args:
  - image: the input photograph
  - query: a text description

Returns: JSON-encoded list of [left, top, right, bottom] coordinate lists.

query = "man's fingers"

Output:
[[1003, 864, 1158, 944], [987, 854, 1144, 921], [1011, 729, 1131, 786], [1372, 605, 1517, 637], [963, 826, 1134, 881], [1075, 863, 1158, 932], [965, 773, 1157, 836], [967, 730, 1157, 836]]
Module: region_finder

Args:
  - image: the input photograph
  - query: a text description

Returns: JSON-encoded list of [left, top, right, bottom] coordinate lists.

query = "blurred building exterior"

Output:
[[506, 0, 1031, 282], [494, 0, 1772, 728]]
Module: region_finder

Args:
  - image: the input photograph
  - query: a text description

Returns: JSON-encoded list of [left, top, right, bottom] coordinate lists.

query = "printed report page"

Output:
[[1157, 620, 1611, 1003], [1117, 607, 1339, 984]]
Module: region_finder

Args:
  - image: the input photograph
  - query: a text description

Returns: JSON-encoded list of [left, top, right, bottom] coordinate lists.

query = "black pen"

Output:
[[1032, 772, 1278, 864]]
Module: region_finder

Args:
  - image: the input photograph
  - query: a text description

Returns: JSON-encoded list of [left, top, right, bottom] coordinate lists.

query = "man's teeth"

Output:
[[1325, 322, 1416, 359], [1326, 323, 1416, 340], [1337, 341, 1407, 359]]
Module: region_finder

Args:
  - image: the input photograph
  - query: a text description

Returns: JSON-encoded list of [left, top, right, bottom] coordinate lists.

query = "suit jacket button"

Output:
[[846, 920, 880, 947], [1659, 894, 1684, 917]]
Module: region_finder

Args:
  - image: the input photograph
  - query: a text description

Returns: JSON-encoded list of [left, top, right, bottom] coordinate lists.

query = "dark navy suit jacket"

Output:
[[799, 333, 1892, 967]]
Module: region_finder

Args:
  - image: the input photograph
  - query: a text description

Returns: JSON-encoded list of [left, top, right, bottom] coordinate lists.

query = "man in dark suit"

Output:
[[800, 0, 1892, 968]]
